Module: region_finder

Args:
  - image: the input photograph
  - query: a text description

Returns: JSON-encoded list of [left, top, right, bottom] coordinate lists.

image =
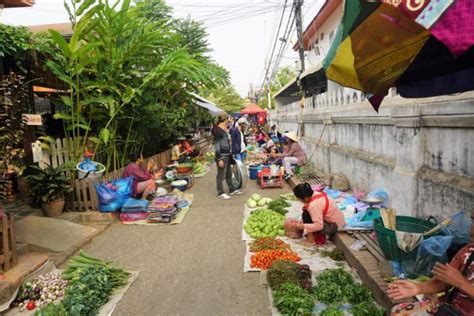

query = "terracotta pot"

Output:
[[42, 199, 65, 217], [18, 177, 31, 205]]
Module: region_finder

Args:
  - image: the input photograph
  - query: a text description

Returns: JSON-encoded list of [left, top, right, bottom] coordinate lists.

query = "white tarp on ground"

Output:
[[242, 199, 350, 273], [3, 260, 139, 316]]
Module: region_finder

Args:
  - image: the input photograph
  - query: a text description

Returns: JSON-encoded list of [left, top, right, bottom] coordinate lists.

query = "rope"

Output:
[[306, 122, 327, 161]]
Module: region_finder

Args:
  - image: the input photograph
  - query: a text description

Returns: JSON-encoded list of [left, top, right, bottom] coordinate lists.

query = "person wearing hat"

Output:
[[212, 113, 240, 199], [271, 131, 307, 180], [231, 117, 248, 162]]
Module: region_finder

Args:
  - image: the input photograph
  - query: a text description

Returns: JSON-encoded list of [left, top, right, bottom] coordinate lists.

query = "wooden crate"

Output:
[[0, 213, 18, 272]]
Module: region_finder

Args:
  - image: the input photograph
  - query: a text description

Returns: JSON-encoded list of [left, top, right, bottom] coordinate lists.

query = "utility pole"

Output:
[[295, 0, 305, 75]]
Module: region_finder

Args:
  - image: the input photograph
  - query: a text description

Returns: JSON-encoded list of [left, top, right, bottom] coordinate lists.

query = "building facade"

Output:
[[271, 0, 474, 219]]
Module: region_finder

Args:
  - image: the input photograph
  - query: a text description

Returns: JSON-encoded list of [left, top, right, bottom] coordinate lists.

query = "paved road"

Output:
[[83, 164, 290, 315]]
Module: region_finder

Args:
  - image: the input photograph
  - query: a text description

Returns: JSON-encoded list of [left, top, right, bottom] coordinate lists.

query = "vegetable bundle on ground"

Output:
[[34, 251, 130, 315], [267, 198, 290, 215], [273, 283, 314, 316], [244, 209, 285, 238], [313, 268, 385, 316], [250, 249, 301, 270], [249, 237, 289, 252], [267, 260, 312, 290]]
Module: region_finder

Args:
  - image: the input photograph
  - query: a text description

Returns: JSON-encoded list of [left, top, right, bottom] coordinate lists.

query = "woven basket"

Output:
[[285, 223, 303, 239]]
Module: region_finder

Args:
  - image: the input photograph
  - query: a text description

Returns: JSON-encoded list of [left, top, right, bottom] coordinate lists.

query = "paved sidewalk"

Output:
[[81, 164, 291, 315]]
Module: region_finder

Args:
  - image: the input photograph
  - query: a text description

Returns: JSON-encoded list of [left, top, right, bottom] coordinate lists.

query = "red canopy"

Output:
[[240, 103, 265, 115]]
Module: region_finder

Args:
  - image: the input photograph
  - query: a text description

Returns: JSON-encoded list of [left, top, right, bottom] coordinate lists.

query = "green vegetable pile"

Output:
[[244, 209, 285, 238], [318, 248, 345, 261], [320, 305, 343, 316], [313, 269, 385, 316], [267, 198, 291, 215], [267, 260, 312, 290], [280, 192, 298, 201], [273, 283, 314, 316], [35, 251, 130, 316]]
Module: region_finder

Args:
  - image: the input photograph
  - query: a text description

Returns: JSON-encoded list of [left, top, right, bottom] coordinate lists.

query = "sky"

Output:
[[1, 0, 324, 97]]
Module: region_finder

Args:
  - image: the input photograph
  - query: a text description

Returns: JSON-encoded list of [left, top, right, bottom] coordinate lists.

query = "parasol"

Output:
[[240, 103, 266, 115], [323, 0, 474, 111]]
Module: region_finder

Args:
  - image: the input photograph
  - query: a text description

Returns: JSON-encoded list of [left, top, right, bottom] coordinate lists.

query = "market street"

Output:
[[80, 165, 288, 315]]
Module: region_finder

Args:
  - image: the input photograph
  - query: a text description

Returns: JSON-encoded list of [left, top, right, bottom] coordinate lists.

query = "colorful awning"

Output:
[[323, 0, 474, 111]]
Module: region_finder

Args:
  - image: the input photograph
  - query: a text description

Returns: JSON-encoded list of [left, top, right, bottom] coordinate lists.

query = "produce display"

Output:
[[249, 237, 289, 252], [244, 209, 285, 238], [318, 248, 345, 261], [280, 192, 298, 201], [320, 305, 344, 316], [11, 271, 67, 311], [267, 198, 290, 215], [192, 162, 206, 174], [272, 283, 314, 316], [250, 249, 301, 270], [267, 260, 312, 290], [16, 251, 132, 315], [313, 269, 384, 315], [246, 194, 272, 208]]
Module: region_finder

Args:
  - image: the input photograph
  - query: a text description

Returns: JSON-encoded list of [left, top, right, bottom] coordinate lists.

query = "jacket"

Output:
[[230, 126, 245, 154], [212, 125, 231, 161]]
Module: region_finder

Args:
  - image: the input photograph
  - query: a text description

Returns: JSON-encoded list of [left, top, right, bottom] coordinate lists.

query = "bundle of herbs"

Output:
[[267, 260, 312, 290], [313, 268, 385, 315], [267, 198, 291, 215], [273, 283, 314, 316]]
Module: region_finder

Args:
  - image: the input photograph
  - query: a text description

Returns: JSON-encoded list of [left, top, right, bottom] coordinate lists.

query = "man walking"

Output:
[[212, 113, 242, 199]]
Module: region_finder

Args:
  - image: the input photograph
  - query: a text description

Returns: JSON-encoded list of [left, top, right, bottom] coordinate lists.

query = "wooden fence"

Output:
[[40, 135, 213, 211], [67, 149, 172, 211]]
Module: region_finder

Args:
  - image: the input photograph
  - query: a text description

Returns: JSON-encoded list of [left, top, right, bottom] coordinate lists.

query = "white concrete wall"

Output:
[[305, 2, 343, 67], [269, 92, 474, 219]]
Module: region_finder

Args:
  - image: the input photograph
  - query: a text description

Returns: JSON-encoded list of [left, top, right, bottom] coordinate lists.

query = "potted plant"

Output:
[[26, 163, 74, 217]]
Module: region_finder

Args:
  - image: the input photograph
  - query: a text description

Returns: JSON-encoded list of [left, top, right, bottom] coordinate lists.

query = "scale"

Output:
[[359, 196, 384, 221]]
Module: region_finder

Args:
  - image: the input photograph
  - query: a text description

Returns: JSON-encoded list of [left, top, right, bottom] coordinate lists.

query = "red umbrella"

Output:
[[240, 103, 265, 115]]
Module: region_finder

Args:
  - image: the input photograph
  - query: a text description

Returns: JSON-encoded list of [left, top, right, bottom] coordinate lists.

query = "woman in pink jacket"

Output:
[[293, 183, 346, 246]]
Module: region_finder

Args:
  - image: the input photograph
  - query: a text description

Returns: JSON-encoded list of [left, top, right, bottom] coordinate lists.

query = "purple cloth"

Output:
[[430, 0, 474, 57]]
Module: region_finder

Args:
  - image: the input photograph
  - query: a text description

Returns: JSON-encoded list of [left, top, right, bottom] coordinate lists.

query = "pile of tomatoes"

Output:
[[249, 237, 290, 252], [250, 249, 301, 270]]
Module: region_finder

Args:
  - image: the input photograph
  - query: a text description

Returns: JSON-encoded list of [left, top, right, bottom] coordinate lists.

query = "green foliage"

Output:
[[26, 163, 75, 204], [0, 24, 33, 73], [351, 301, 385, 316], [260, 66, 297, 108], [45, 0, 228, 170], [61, 266, 114, 316], [34, 303, 68, 316], [313, 268, 385, 315], [0, 73, 28, 175], [200, 85, 244, 113], [320, 305, 343, 316], [273, 283, 314, 316]]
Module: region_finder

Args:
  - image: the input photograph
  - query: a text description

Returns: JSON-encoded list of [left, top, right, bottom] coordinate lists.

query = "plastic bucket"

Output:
[[249, 165, 260, 180], [76, 162, 105, 180]]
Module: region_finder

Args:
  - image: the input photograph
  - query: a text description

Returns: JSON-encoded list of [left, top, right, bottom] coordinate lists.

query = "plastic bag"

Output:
[[445, 211, 472, 246], [121, 198, 149, 213], [346, 210, 374, 229], [413, 236, 453, 277], [94, 177, 133, 212]]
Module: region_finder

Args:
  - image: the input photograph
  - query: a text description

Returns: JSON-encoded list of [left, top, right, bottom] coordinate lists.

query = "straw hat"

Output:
[[284, 131, 299, 142]]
